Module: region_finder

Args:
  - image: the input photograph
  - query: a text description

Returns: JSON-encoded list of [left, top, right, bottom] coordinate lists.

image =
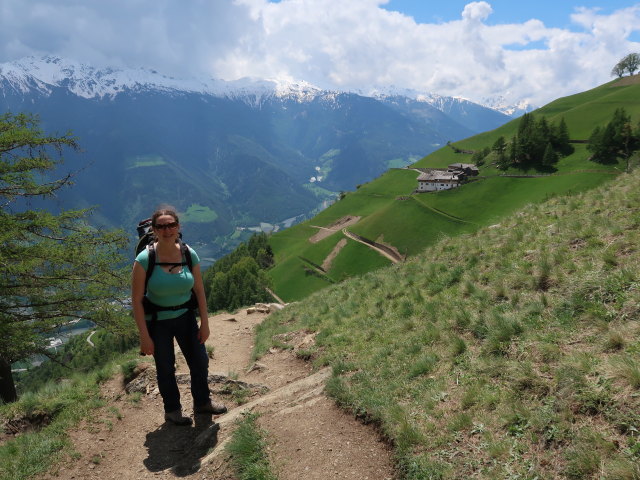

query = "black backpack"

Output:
[[135, 218, 197, 320]]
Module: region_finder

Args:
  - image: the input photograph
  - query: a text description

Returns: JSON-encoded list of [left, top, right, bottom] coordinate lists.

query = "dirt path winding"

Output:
[[309, 216, 361, 243], [342, 229, 404, 264], [39, 309, 394, 480]]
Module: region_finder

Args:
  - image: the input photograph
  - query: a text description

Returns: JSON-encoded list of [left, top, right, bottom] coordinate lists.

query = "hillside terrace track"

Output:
[[297, 256, 336, 284], [265, 287, 286, 305], [408, 196, 478, 226], [308, 216, 361, 244], [342, 228, 404, 264]]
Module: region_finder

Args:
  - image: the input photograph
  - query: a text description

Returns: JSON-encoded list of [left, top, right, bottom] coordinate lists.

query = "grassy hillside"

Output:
[[268, 76, 640, 302], [256, 167, 640, 479]]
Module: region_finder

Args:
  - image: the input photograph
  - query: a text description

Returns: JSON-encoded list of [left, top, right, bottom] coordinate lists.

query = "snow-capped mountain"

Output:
[[0, 56, 521, 118], [367, 85, 472, 109], [0, 56, 326, 105], [0, 56, 514, 258], [480, 95, 535, 117], [366, 87, 513, 134], [363, 85, 531, 118]]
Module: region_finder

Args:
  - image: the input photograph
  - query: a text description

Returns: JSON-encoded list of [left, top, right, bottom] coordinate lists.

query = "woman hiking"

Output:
[[131, 205, 226, 425]]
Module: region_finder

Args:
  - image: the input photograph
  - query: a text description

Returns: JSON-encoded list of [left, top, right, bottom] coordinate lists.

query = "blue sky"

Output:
[[1, 0, 639, 107], [379, 0, 640, 50], [382, 0, 638, 31]]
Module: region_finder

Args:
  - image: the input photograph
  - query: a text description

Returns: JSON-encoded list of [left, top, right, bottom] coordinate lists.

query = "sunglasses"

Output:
[[154, 221, 179, 230]]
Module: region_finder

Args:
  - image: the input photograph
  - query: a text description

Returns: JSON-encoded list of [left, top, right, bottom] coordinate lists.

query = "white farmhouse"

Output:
[[416, 170, 464, 192], [416, 163, 479, 192]]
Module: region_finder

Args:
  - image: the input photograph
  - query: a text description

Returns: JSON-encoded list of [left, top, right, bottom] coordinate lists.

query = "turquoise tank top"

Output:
[[135, 246, 200, 321]]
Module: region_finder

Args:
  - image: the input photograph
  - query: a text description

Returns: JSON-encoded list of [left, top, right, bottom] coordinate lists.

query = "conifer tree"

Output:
[[515, 113, 534, 164], [492, 136, 506, 158], [470, 149, 485, 166], [588, 108, 639, 165], [542, 142, 558, 167], [0, 113, 129, 403], [500, 114, 572, 170], [555, 117, 574, 155], [508, 135, 518, 165]]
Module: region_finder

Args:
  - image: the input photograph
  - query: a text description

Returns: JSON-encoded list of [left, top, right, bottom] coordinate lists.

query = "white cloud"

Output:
[[0, 0, 253, 74], [461, 1, 493, 22], [1, 0, 639, 106]]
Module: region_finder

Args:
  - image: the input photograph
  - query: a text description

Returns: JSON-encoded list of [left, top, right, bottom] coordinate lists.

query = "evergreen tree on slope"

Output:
[[0, 113, 129, 403]]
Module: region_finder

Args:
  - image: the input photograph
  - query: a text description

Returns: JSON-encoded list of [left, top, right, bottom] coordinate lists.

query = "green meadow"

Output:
[[125, 154, 167, 169], [256, 166, 640, 479], [182, 203, 218, 223], [268, 77, 640, 302]]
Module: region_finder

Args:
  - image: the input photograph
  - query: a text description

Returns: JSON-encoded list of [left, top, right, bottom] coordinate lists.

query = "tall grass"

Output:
[[225, 413, 277, 480], [0, 367, 114, 480], [255, 168, 640, 479]]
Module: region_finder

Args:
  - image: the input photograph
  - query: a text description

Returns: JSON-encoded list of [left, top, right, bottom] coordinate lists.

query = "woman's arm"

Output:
[[191, 263, 210, 343], [131, 261, 154, 355]]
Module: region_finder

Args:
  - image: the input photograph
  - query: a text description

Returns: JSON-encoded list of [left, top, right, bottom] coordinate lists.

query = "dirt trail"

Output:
[[38, 309, 394, 480], [308, 215, 361, 243], [342, 229, 404, 264]]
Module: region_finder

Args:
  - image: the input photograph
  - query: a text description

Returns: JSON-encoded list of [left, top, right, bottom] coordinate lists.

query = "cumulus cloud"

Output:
[[1, 0, 639, 106], [462, 1, 493, 22]]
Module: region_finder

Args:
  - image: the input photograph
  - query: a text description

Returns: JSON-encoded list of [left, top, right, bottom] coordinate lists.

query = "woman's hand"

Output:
[[198, 322, 210, 344], [191, 263, 211, 345], [139, 334, 155, 356]]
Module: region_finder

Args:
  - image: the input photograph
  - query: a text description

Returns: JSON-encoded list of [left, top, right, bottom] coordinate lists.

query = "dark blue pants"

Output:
[[149, 310, 210, 413]]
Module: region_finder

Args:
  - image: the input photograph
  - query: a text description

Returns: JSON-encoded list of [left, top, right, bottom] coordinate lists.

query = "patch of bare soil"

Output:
[[321, 238, 347, 272], [612, 74, 640, 86], [37, 308, 394, 480], [308, 216, 361, 243]]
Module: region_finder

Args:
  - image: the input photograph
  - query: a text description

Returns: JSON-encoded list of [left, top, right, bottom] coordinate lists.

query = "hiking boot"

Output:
[[194, 400, 227, 415], [164, 410, 193, 426]]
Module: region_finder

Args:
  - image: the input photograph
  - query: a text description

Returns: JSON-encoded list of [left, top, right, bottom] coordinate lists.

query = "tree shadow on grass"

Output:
[[143, 414, 219, 476]]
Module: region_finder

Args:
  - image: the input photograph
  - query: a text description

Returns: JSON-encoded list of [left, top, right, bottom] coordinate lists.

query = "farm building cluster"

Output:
[[416, 163, 479, 192]]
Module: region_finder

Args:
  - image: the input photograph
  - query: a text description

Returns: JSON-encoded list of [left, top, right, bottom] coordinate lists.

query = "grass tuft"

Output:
[[225, 413, 277, 480]]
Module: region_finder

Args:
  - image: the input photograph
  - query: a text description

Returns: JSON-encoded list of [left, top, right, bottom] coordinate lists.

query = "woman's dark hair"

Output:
[[151, 205, 179, 227]]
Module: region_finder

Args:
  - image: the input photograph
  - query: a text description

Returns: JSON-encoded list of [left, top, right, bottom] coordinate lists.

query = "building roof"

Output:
[[417, 171, 461, 182], [448, 163, 479, 173]]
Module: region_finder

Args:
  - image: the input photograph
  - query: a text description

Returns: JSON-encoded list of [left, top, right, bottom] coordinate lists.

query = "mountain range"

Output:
[[0, 56, 519, 259]]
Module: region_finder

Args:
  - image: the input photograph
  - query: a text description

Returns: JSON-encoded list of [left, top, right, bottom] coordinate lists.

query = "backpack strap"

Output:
[[180, 240, 193, 271], [143, 241, 196, 321], [144, 243, 157, 294], [144, 241, 193, 287]]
